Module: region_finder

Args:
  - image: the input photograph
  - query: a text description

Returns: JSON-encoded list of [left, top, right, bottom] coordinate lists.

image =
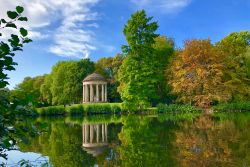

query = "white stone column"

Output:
[[82, 124, 85, 143], [105, 84, 107, 102], [85, 124, 89, 143], [90, 84, 94, 102], [105, 123, 107, 142], [86, 85, 89, 102], [96, 124, 100, 143], [96, 84, 99, 102], [102, 84, 105, 102], [90, 124, 93, 143], [102, 124, 104, 142], [82, 85, 85, 103]]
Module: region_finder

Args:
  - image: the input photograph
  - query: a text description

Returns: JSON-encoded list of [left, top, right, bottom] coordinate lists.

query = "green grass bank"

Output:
[[36, 103, 124, 116], [156, 104, 202, 113], [35, 102, 250, 116], [213, 102, 250, 112]]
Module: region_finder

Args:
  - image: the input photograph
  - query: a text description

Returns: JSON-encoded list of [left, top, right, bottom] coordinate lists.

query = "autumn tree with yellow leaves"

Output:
[[168, 39, 229, 108]]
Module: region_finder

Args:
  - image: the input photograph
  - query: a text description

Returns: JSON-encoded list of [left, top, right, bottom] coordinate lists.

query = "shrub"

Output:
[[110, 104, 122, 114], [213, 102, 250, 112], [36, 106, 65, 116], [156, 104, 202, 113], [156, 103, 166, 113], [36, 103, 124, 116], [15, 107, 38, 116], [66, 103, 123, 115], [85, 104, 111, 114], [66, 104, 85, 116]]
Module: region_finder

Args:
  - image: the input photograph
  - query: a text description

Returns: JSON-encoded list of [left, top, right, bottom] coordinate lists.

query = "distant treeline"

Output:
[[10, 55, 123, 106]]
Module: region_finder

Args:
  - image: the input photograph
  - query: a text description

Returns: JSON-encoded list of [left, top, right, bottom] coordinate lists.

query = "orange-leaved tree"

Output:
[[168, 39, 229, 108]]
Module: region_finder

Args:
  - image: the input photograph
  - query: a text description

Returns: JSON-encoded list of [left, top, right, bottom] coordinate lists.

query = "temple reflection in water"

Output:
[[82, 123, 108, 156]]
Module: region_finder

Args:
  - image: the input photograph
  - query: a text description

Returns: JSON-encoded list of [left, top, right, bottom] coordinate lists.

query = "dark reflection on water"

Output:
[[7, 113, 250, 166]]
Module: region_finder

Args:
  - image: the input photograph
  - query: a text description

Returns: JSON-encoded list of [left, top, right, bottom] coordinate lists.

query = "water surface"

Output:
[[1, 113, 250, 167]]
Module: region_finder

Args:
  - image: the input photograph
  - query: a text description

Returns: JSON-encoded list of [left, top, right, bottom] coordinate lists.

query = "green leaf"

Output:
[[4, 56, 13, 66], [8, 34, 20, 47], [6, 23, 17, 29], [0, 43, 10, 54], [8, 53, 15, 57], [7, 11, 18, 19], [16, 6, 24, 14], [3, 139, 11, 148], [13, 46, 23, 51], [19, 159, 29, 167], [11, 34, 19, 41], [0, 81, 9, 88], [7, 65, 16, 70], [18, 17, 28, 21], [20, 27, 28, 37], [1, 19, 6, 23], [23, 38, 32, 43]]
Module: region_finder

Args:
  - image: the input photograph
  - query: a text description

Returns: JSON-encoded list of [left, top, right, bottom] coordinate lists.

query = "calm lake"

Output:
[[1, 113, 250, 167]]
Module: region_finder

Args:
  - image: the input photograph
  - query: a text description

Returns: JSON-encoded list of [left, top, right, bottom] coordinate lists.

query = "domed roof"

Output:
[[83, 73, 107, 82]]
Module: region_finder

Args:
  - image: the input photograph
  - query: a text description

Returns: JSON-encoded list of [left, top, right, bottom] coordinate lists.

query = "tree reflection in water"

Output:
[[17, 114, 250, 167], [173, 115, 237, 167]]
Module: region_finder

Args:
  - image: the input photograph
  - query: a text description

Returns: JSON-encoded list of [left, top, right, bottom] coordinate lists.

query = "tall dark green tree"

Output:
[[118, 10, 159, 111], [153, 36, 175, 104]]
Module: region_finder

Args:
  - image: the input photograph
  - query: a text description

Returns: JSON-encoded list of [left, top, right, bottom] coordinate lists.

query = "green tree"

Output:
[[153, 36, 175, 104], [118, 10, 159, 111], [40, 74, 53, 105], [49, 59, 95, 105], [10, 75, 46, 106], [216, 31, 250, 102], [245, 47, 250, 77], [95, 54, 124, 102], [95, 57, 114, 79]]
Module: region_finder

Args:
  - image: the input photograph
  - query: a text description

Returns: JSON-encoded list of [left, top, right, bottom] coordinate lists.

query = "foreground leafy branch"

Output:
[[0, 5, 32, 88], [0, 6, 33, 161]]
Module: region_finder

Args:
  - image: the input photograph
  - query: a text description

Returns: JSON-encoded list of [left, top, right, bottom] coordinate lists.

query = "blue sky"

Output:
[[1, 0, 250, 89]]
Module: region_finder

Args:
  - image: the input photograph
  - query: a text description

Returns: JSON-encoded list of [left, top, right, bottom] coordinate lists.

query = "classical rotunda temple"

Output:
[[82, 73, 108, 103]]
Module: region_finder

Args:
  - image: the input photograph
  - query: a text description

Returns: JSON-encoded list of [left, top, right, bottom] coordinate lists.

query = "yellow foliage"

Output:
[[168, 39, 229, 108]]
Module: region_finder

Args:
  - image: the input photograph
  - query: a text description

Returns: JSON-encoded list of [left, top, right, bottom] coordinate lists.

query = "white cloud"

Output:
[[131, 0, 192, 14], [0, 0, 51, 39], [49, 28, 96, 58], [28, 31, 49, 40], [86, 23, 99, 28], [0, 0, 101, 58]]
